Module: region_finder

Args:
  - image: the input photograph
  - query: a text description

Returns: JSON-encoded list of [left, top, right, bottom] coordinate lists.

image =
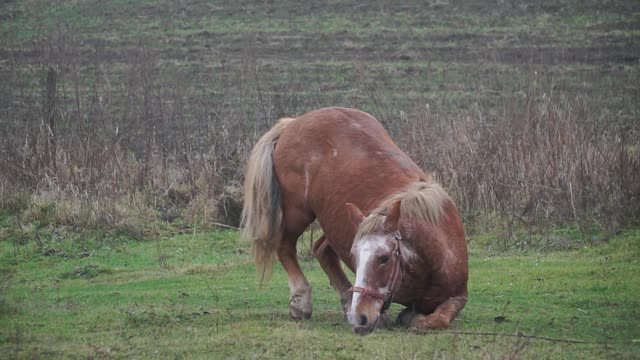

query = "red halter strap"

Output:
[[349, 232, 404, 314], [349, 286, 386, 301]]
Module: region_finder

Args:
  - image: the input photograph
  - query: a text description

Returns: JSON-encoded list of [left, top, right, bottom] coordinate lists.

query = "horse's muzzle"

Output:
[[349, 312, 379, 335], [353, 325, 375, 336]]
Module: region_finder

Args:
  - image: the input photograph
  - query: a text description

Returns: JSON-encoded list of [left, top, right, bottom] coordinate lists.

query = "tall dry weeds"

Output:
[[0, 27, 638, 246], [401, 92, 639, 238]]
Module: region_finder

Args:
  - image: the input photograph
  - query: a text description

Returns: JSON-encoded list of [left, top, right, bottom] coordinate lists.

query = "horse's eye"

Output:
[[379, 255, 390, 265]]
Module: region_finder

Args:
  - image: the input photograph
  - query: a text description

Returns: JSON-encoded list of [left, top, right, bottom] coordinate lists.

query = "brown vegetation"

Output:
[[0, 14, 638, 245]]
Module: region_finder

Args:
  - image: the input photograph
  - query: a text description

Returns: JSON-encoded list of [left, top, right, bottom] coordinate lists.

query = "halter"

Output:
[[349, 231, 404, 314]]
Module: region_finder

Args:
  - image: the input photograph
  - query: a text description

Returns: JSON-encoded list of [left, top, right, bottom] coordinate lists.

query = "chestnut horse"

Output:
[[241, 107, 467, 335]]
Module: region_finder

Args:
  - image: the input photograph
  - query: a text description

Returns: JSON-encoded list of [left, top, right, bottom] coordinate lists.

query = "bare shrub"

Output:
[[401, 92, 639, 240]]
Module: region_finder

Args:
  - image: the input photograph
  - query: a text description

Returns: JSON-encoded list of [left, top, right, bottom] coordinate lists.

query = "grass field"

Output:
[[1, 1, 639, 358], [1, 0, 638, 226], [1, 220, 639, 359], [2, 0, 638, 134]]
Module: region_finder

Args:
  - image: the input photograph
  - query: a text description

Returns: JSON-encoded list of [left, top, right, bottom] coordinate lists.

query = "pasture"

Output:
[[1, 224, 639, 359], [1, 0, 639, 359]]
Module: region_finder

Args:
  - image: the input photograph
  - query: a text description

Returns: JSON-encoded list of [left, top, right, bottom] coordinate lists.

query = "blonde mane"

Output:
[[356, 181, 451, 240]]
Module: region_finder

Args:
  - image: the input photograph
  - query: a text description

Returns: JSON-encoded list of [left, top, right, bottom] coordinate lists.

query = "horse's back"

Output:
[[276, 107, 422, 173], [274, 107, 422, 193], [278, 107, 391, 154]]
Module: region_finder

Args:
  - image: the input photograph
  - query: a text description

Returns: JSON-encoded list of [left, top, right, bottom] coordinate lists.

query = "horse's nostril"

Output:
[[358, 314, 368, 326]]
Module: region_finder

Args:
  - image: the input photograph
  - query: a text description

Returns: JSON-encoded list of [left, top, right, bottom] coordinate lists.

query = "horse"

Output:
[[241, 107, 468, 335]]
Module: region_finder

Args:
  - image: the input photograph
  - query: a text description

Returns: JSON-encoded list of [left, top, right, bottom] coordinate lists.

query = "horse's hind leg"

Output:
[[313, 235, 352, 316], [278, 209, 314, 320], [397, 296, 467, 330]]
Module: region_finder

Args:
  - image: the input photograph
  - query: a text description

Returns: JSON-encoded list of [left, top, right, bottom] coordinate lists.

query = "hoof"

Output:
[[289, 307, 312, 320], [289, 294, 312, 320]]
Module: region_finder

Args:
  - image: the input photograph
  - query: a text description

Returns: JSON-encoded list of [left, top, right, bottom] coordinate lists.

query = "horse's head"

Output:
[[345, 200, 404, 335]]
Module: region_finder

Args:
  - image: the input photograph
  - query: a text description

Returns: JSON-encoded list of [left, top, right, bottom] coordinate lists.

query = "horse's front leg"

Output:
[[397, 295, 467, 330], [313, 235, 352, 317]]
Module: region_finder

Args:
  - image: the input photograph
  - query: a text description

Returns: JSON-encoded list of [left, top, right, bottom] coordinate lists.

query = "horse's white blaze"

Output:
[[348, 235, 390, 326]]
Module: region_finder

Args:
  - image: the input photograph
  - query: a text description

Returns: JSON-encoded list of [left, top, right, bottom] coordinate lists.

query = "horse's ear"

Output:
[[384, 200, 401, 231], [345, 203, 365, 228]]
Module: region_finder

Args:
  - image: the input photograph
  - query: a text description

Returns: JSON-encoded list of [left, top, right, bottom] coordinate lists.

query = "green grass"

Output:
[[3, 4, 638, 117], [0, 2, 638, 356], [1, 226, 638, 359], [2, 1, 638, 40]]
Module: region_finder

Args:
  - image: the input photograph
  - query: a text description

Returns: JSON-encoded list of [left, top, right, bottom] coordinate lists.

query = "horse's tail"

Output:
[[241, 117, 296, 284]]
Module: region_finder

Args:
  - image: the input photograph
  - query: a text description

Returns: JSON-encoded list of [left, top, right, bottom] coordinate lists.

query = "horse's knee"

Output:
[[398, 308, 452, 330], [411, 313, 450, 330]]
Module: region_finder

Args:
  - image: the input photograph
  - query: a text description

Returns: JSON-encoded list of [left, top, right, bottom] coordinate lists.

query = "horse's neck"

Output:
[[401, 220, 447, 270], [366, 177, 422, 212]]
